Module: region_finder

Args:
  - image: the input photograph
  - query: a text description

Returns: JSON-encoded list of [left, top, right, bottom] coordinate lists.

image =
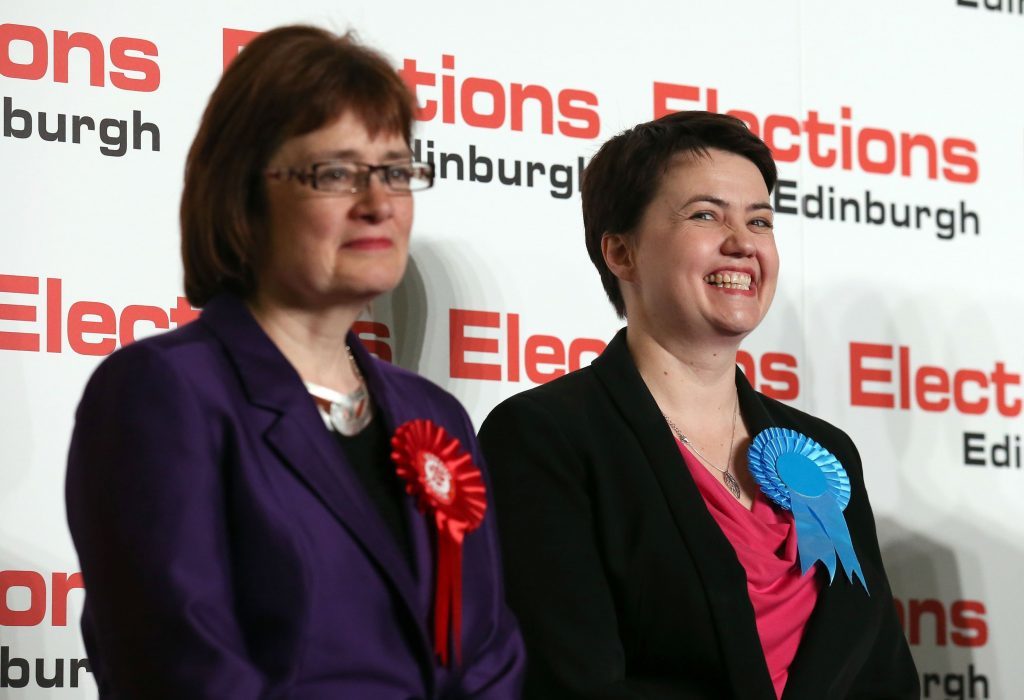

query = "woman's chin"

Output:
[[327, 271, 405, 302], [708, 314, 763, 340]]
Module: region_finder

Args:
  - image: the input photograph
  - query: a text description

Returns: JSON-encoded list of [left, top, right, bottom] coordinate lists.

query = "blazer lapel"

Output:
[[199, 295, 430, 654], [591, 329, 777, 700], [781, 572, 879, 699], [347, 336, 436, 616], [736, 354, 881, 700]]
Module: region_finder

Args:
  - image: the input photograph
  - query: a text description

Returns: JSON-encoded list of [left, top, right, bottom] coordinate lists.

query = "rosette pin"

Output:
[[391, 419, 488, 665], [748, 427, 867, 592]]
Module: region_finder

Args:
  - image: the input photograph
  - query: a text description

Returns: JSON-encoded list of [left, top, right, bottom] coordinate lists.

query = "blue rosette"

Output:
[[748, 427, 867, 592]]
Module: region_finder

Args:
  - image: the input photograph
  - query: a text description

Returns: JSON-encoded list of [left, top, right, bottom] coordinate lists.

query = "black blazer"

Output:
[[479, 328, 918, 699]]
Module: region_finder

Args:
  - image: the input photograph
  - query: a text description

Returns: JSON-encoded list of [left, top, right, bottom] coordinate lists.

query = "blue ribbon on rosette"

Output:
[[748, 427, 867, 592]]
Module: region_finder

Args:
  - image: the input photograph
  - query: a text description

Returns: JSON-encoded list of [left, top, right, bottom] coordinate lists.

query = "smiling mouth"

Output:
[[703, 272, 752, 291]]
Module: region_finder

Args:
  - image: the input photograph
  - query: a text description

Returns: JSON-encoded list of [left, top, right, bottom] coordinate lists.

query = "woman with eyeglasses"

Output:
[[65, 25, 523, 699]]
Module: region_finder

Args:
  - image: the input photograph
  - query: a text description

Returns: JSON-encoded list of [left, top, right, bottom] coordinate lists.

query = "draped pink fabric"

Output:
[[677, 441, 821, 699]]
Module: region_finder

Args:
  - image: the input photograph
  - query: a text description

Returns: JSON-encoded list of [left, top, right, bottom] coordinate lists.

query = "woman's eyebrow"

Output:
[[308, 148, 413, 161], [679, 195, 774, 212]]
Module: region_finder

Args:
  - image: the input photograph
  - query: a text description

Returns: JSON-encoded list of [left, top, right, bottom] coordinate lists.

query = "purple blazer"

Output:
[[65, 293, 525, 699]]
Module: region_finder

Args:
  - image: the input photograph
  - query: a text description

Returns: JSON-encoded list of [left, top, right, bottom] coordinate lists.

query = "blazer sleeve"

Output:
[[480, 393, 672, 700], [65, 343, 266, 699]]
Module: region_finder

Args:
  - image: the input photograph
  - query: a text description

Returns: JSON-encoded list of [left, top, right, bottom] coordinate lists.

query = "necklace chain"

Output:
[[329, 345, 373, 436], [346, 345, 363, 383], [663, 396, 742, 499]]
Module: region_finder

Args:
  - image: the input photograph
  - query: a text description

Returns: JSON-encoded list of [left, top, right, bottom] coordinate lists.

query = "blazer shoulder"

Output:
[[493, 364, 602, 414], [89, 318, 204, 369], [368, 359, 488, 452], [79, 321, 229, 408], [372, 358, 467, 414], [756, 392, 860, 464], [479, 365, 606, 447], [757, 392, 851, 442]]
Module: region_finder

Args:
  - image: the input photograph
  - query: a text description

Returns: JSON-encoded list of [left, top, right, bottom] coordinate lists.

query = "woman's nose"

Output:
[[351, 175, 395, 223], [721, 218, 757, 256]]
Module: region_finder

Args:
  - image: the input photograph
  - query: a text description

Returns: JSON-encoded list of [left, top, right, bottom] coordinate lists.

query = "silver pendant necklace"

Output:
[[308, 346, 374, 436], [329, 345, 373, 436], [663, 397, 741, 499]]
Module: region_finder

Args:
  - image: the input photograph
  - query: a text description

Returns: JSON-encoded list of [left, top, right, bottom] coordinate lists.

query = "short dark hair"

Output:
[[180, 26, 416, 306], [581, 111, 777, 317]]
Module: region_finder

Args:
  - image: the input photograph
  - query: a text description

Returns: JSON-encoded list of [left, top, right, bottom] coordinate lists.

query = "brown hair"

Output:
[[180, 25, 416, 306], [581, 111, 777, 318]]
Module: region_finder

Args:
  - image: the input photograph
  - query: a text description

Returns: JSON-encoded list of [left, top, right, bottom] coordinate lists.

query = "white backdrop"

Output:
[[2, 1, 1021, 697]]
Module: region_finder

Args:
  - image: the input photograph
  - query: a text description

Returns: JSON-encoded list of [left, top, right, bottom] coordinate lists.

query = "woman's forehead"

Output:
[[275, 113, 410, 162], [658, 150, 770, 199]]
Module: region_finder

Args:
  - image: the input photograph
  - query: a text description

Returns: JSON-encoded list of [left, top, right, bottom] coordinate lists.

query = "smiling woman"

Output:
[[601, 147, 779, 347], [479, 111, 919, 699], [65, 25, 523, 699]]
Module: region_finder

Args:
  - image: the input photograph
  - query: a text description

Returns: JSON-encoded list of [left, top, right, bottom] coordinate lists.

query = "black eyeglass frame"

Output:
[[265, 160, 435, 194]]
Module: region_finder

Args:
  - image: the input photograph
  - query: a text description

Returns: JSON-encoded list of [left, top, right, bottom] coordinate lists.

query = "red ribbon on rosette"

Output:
[[391, 419, 487, 666]]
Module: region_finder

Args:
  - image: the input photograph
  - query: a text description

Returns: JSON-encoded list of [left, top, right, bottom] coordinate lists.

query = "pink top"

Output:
[[677, 442, 820, 699]]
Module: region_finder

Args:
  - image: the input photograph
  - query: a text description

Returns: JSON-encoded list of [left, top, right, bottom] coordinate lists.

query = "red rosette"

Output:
[[391, 419, 487, 666]]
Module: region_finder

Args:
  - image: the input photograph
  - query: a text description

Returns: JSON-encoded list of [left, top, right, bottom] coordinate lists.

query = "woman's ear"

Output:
[[602, 232, 636, 283]]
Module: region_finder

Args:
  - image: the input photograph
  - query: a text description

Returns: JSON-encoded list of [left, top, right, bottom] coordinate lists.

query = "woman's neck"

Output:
[[247, 295, 365, 393], [627, 323, 741, 425]]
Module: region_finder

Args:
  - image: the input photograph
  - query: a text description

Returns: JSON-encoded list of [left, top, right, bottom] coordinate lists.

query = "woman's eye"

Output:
[[692, 211, 715, 221], [751, 218, 774, 229], [387, 167, 412, 183], [322, 166, 354, 181]]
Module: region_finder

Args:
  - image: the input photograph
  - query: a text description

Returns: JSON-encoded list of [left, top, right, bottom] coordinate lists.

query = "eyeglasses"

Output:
[[265, 160, 435, 194]]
